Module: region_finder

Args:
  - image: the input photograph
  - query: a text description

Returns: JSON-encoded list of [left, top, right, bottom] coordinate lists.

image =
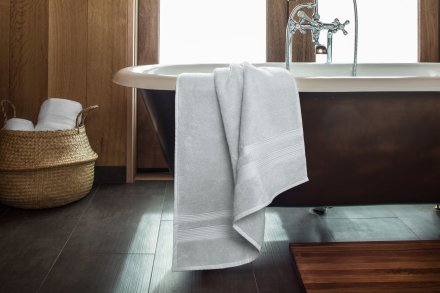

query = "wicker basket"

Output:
[[0, 100, 98, 209]]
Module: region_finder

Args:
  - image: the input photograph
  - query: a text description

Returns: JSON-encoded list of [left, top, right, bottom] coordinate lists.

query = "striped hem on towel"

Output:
[[176, 225, 241, 242], [240, 128, 303, 154], [238, 128, 305, 170], [175, 210, 232, 223]]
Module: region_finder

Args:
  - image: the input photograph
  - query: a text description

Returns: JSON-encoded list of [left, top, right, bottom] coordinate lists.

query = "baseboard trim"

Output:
[[94, 166, 126, 184], [94, 167, 174, 184], [136, 168, 173, 181], [136, 173, 173, 181]]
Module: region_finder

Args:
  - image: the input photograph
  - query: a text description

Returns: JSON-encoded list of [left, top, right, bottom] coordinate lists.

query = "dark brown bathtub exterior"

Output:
[[141, 89, 440, 206]]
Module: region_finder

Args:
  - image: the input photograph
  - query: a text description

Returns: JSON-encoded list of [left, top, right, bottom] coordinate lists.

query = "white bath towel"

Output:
[[3, 118, 35, 131], [35, 98, 83, 131], [173, 63, 308, 271]]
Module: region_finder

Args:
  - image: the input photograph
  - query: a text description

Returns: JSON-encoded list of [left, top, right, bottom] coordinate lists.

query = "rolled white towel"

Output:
[[35, 98, 83, 131], [35, 121, 75, 131], [3, 118, 35, 131]]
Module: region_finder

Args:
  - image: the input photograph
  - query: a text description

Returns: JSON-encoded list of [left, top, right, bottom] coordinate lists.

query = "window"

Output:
[[160, 0, 266, 64], [159, 0, 418, 64], [318, 0, 418, 63]]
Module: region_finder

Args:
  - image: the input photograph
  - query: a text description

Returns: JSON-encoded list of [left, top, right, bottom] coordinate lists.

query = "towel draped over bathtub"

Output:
[[173, 63, 308, 271]]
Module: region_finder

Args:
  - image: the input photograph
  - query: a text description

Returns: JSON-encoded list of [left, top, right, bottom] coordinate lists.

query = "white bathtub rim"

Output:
[[113, 63, 440, 92]]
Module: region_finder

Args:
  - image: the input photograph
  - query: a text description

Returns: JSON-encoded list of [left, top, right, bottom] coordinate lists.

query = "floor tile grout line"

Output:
[[322, 216, 399, 220], [160, 181, 171, 221], [147, 221, 168, 293], [395, 216, 423, 241], [251, 266, 261, 293], [35, 185, 101, 293], [147, 181, 169, 292], [93, 252, 157, 256]]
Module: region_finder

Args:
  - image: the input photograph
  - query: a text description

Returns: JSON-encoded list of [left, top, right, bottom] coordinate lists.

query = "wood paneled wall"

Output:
[[0, 0, 9, 100], [86, 0, 129, 166], [266, 0, 288, 62], [48, 0, 87, 101], [267, 0, 315, 62], [9, 0, 49, 122], [137, 0, 167, 169], [289, 0, 316, 62], [0, 0, 135, 168], [419, 0, 440, 62]]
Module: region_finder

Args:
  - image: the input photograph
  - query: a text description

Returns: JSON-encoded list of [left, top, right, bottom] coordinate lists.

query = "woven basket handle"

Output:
[[76, 105, 99, 128], [1, 100, 17, 129]]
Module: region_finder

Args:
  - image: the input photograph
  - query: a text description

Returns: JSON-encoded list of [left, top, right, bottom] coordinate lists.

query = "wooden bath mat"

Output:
[[289, 241, 440, 293]]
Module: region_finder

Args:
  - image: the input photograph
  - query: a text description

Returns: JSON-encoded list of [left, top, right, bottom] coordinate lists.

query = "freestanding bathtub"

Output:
[[114, 63, 440, 206]]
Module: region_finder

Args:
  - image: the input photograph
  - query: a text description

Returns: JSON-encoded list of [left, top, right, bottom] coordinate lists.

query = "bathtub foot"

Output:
[[435, 204, 440, 211], [312, 207, 328, 215]]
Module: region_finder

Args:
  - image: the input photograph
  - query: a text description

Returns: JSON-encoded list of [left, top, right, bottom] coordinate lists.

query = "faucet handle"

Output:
[[288, 19, 307, 34], [297, 11, 313, 23], [332, 18, 350, 35], [342, 20, 350, 35]]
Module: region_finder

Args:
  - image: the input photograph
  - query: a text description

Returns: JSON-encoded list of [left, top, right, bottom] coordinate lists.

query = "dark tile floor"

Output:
[[0, 181, 439, 293]]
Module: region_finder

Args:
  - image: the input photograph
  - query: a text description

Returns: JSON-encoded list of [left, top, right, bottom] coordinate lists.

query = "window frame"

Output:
[[267, 0, 439, 62], [139, 0, 439, 63]]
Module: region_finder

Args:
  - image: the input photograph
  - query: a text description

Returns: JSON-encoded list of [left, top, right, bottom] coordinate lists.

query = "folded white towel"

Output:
[[3, 118, 35, 131], [173, 63, 308, 271], [35, 98, 83, 131]]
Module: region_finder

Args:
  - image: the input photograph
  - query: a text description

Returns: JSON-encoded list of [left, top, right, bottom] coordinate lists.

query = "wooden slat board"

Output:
[[138, 0, 159, 65], [288, 0, 316, 62], [290, 241, 440, 293], [86, 0, 129, 166], [137, 0, 167, 169], [48, 0, 87, 103], [419, 0, 440, 62], [266, 0, 288, 62], [9, 0, 49, 122], [1, 0, 135, 170], [266, 0, 315, 62], [0, 0, 9, 101]]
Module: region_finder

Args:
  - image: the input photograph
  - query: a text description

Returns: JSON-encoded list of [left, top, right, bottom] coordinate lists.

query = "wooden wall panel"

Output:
[[419, 0, 440, 62], [266, 0, 288, 62], [48, 0, 87, 102], [86, 0, 128, 166], [289, 0, 315, 62], [137, 0, 167, 169], [138, 0, 160, 64], [266, 0, 315, 62], [3, 0, 136, 172], [9, 0, 49, 122], [0, 0, 9, 101]]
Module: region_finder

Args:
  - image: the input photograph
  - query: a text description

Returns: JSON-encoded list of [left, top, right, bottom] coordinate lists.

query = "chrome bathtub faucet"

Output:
[[285, 0, 357, 75]]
